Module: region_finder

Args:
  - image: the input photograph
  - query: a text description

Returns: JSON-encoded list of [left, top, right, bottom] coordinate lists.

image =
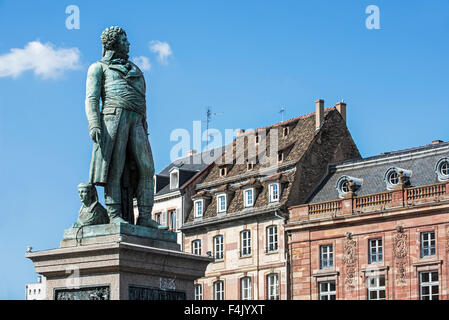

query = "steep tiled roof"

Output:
[[184, 106, 361, 225]]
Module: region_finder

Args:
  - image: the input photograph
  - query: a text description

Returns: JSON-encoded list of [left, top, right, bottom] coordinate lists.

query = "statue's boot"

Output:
[[136, 206, 168, 230], [107, 204, 128, 224]]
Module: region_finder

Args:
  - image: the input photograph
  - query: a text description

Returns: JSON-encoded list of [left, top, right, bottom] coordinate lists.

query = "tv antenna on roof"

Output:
[[204, 106, 223, 142], [279, 105, 286, 122]]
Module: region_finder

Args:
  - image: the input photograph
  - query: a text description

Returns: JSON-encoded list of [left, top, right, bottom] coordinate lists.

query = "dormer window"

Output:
[[244, 188, 254, 207], [436, 158, 449, 182], [217, 194, 227, 214], [384, 167, 411, 190], [278, 152, 284, 163], [269, 183, 280, 203], [220, 167, 227, 177], [170, 170, 179, 189], [336, 176, 362, 198], [194, 200, 203, 218]]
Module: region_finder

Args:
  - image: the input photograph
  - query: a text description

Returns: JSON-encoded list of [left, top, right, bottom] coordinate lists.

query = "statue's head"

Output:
[[100, 26, 129, 58], [78, 182, 97, 206]]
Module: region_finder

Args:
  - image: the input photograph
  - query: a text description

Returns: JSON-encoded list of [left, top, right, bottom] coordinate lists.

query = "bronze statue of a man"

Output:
[[85, 26, 161, 228]]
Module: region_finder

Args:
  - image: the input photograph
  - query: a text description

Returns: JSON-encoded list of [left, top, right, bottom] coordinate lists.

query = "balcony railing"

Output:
[[290, 182, 449, 222], [406, 183, 446, 201], [355, 191, 392, 208]]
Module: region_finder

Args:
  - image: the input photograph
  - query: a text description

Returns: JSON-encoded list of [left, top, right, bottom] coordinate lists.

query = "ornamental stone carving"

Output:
[[393, 226, 408, 285], [343, 232, 357, 290]]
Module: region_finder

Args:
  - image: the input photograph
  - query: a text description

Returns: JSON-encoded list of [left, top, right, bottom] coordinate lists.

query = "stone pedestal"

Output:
[[26, 223, 212, 300]]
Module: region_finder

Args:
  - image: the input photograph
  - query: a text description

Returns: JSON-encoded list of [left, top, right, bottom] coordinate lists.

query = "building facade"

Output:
[[287, 141, 449, 300], [145, 148, 223, 248], [25, 276, 46, 300], [181, 99, 361, 300]]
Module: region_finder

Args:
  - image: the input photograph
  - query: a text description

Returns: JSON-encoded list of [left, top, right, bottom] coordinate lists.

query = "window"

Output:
[[319, 281, 336, 300], [241, 277, 252, 300], [367, 276, 386, 300], [155, 212, 162, 224], [267, 225, 278, 253], [278, 152, 284, 163], [194, 200, 203, 218], [169, 209, 177, 231], [320, 245, 333, 269], [214, 281, 224, 300], [255, 133, 260, 144], [217, 194, 227, 213], [244, 188, 254, 207], [170, 171, 179, 189], [421, 231, 436, 258], [267, 274, 279, 300], [220, 167, 227, 177], [194, 284, 202, 300], [269, 183, 280, 203], [388, 171, 399, 185], [240, 230, 251, 257], [420, 270, 439, 300], [283, 126, 289, 137], [436, 158, 449, 181], [247, 161, 255, 171], [368, 238, 383, 264], [192, 240, 201, 255], [214, 235, 224, 260]]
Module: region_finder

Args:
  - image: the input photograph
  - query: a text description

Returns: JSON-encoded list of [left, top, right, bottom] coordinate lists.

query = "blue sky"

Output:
[[0, 0, 448, 299]]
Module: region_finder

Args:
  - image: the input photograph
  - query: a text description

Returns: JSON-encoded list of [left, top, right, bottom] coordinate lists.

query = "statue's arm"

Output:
[[85, 63, 103, 133]]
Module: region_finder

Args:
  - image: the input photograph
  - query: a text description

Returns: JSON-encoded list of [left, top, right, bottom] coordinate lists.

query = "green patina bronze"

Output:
[[79, 26, 166, 230]]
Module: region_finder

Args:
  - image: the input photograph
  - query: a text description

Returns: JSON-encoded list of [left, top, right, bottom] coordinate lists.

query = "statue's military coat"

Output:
[[85, 58, 147, 186]]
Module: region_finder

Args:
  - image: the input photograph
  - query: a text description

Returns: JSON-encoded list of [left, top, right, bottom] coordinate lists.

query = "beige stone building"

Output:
[[181, 99, 361, 300]]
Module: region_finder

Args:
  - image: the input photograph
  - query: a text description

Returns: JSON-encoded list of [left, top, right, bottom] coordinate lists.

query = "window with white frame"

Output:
[[169, 209, 177, 231], [241, 277, 252, 300], [367, 275, 386, 300], [244, 188, 254, 207], [240, 230, 251, 257], [217, 194, 227, 213], [319, 281, 336, 300], [214, 235, 224, 260], [269, 183, 280, 202], [266, 225, 278, 253], [170, 170, 179, 189], [368, 238, 383, 264], [192, 240, 201, 255], [194, 284, 202, 300], [194, 200, 203, 218], [214, 281, 224, 300], [155, 212, 161, 224], [421, 231, 436, 258], [267, 273, 279, 300], [420, 270, 439, 300], [320, 245, 333, 269]]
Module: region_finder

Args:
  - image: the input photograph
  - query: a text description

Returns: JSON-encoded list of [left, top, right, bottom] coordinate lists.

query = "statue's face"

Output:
[[78, 187, 90, 204], [116, 33, 130, 55]]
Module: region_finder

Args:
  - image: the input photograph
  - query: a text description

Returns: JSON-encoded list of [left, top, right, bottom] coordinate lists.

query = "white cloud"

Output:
[[149, 40, 173, 64], [132, 56, 151, 72], [0, 41, 81, 79]]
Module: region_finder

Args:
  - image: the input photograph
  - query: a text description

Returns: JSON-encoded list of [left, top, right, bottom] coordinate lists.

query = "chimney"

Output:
[[336, 100, 346, 123], [187, 149, 197, 156], [315, 99, 324, 130]]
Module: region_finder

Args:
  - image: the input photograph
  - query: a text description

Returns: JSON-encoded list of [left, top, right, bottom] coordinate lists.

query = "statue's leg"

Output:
[[129, 115, 167, 229], [104, 111, 131, 224]]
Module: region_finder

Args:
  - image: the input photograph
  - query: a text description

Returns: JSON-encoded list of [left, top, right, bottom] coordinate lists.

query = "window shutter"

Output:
[[161, 211, 167, 226]]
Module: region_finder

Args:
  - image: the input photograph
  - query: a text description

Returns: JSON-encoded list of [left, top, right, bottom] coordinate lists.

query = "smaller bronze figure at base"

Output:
[[73, 183, 109, 227]]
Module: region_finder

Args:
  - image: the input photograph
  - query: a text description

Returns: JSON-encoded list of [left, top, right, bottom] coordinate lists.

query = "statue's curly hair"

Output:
[[100, 26, 127, 51]]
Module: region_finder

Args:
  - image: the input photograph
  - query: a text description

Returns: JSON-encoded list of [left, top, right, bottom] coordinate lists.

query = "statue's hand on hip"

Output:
[[89, 128, 102, 143]]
